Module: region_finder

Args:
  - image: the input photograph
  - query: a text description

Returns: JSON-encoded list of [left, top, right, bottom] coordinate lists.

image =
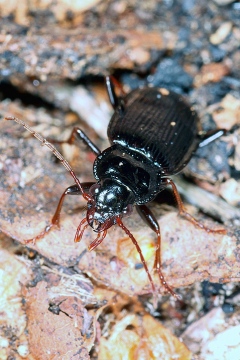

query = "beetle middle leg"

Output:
[[25, 182, 95, 244], [166, 178, 226, 234], [137, 205, 180, 299], [48, 127, 101, 156]]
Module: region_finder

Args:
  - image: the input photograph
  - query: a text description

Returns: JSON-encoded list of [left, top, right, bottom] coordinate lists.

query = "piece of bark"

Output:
[[23, 281, 91, 360], [0, 244, 32, 359], [98, 314, 191, 360], [212, 94, 240, 131], [181, 306, 240, 359], [194, 62, 230, 87], [219, 178, 240, 207], [0, 18, 170, 82], [175, 176, 240, 224], [0, 0, 103, 23]]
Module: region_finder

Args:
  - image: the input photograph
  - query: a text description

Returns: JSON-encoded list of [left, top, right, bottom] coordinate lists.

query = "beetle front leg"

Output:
[[136, 204, 180, 299], [166, 178, 226, 234], [25, 182, 95, 244]]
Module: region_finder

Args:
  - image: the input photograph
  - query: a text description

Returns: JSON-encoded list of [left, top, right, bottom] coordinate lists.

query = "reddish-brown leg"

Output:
[[74, 217, 89, 243], [116, 216, 156, 296], [137, 205, 180, 300], [88, 230, 107, 251], [166, 179, 226, 234], [25, 182, 95, 244]]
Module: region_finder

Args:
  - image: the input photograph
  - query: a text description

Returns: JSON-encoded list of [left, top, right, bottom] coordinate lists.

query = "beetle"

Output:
[[5, 76, 226, 300]]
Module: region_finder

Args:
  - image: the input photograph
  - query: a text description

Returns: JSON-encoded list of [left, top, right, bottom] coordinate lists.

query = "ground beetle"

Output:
[[5, 76, 226, 300]]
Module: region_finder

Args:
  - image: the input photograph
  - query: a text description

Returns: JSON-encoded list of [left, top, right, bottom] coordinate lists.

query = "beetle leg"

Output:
[[25, 182, 95, 244], [198, 129, 226, 148], [136, 205, 180, 300], [106, 75, 126, 111], [74, 217, 89, 243], [88, 230, 107, 251], [48, 127, 101, 156], [166, 179, 226, 234], [116, 216, 157, 301]]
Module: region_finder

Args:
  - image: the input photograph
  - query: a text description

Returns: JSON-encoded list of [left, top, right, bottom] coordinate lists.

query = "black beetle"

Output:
[[5, 76, 225, 299]]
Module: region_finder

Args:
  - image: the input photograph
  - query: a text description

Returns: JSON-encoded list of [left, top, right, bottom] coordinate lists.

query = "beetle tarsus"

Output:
[[155, 267, 182, 300], [167, 178, 226, 234], [116, 216, 157, 294], [137, 204, 180, 299], [24, 223, 56, 245], [179, 210, 227, 234]]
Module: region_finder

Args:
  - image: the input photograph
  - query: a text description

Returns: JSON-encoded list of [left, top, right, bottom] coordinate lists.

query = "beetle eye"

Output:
[[89, 183, 100, 196], [87, 202, 93, 209], [123, 204, 133, 216], [87, 198, 96, 210]]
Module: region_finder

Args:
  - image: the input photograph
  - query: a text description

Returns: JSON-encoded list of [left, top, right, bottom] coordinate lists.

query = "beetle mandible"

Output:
[[5, 76, 226, 299]]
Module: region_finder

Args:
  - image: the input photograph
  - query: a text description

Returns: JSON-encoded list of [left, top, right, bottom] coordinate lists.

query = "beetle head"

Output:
[[87, 179, 134, 232]]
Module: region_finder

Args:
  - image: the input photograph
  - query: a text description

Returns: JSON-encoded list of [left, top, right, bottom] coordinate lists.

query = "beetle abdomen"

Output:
[[108, 87, 200, 175]]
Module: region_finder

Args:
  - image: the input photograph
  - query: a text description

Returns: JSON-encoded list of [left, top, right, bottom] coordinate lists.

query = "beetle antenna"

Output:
[[4, 116, 91, 202]]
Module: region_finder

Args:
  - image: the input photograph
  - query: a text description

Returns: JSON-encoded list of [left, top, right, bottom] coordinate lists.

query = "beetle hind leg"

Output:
[[166, 178, 226, 234]]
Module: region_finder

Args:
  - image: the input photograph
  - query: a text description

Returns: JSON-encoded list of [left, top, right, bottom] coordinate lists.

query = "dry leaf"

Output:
[[0, 246, 32, 359], [23, 281, 91, 360], [98, 314, 191, 360]]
